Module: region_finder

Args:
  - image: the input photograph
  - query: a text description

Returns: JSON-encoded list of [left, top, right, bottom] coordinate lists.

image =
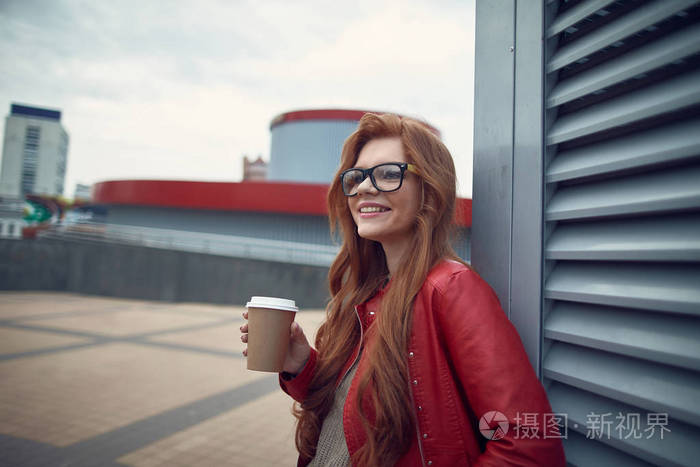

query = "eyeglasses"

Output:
[[340, 162, 419, 197]]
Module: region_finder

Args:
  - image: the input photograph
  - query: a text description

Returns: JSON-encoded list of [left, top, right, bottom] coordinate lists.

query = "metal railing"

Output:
[[39, 221, 340, 267]]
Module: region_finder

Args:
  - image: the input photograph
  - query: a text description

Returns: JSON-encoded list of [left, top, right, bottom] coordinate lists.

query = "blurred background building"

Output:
[[0, 196, 24, 238], [0, 103, 69, 238], [0, 103, 69, 198], [70, 109, 471, 265], [242, 156, 267, 181], [73, 183, 92, 202]]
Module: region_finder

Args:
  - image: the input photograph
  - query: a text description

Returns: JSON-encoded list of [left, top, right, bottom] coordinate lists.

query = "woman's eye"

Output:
[[379, 169, 401, 180], [351, 173, 364, 183], [346, 172, 364, 185]]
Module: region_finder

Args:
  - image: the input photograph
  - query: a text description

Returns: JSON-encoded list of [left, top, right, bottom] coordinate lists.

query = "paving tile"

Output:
[[0, 292, 141, 320], [148, 309, 325, 356], [147, 323, 247, 354], [117, 390, 299, 467], [293, 310, 326, 345], [166, 302, 245, 319], [28, 309, 221, 337], [0, 327, 90, 355], [0, 343, 266, 447], [0, 291, 144, 312]]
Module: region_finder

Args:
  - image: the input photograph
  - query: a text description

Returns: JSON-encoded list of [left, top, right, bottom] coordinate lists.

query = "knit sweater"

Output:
[[308, 355, 361, 466]]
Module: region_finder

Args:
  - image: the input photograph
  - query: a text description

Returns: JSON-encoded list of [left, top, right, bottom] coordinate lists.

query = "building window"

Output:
[[21, 126, 41, 195]]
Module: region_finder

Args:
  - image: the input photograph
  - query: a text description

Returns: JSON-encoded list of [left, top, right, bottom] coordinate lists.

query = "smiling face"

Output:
[[347, 137, 422, 252]]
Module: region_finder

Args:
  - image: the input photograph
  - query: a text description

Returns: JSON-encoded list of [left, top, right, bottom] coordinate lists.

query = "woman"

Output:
[[241, 113, 566, 466]]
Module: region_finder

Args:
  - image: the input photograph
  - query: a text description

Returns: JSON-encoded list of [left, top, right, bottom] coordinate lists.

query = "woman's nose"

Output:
[[356, 176, 377, 195]]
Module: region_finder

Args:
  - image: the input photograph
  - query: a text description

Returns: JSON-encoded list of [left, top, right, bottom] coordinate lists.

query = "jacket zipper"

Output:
[[408, 369, 428, 467], [339, 306, 364, 383], [345, 306, 426, 466]]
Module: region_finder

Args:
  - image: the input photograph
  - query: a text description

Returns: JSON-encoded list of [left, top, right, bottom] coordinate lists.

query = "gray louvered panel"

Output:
[[563, 430, 656, 467], [544, 342, 700, 426], [544, 262, 700, 315], [546, 165, 700, 221], [545, 215, 700, 261], [547, 68, 700, 145], [545, 301, 700, 371], [545, 0, 617, 39], [547, 25, 700, 108], [546, 0, 698, 73], [546, 117, 700, 182], [543, 1, 700, 465], [548, 382, 700, 466]]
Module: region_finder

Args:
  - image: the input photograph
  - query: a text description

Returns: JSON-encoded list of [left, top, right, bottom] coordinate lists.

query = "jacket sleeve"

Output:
[[279, 347, 318, 402], [435, 268, 566, 467]]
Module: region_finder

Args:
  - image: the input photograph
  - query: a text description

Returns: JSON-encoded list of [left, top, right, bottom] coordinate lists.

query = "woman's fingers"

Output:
[[240, 319, 249, 354], [289, 322, 308, 345]]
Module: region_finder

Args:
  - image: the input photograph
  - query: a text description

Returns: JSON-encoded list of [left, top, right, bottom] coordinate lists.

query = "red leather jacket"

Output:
[[281, 260, 566, 466]]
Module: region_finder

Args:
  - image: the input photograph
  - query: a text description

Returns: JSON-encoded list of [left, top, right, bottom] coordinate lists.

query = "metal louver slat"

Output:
[[563, 431, 656, 467], [545, 215, 700, 261], [544, 342, 700, 425], [544, 262, 700, 315], [547, 68, 700, 145], [546, 0, 698, 73], [548, 382, 700, 466], [546, 165, 700, 221], [547, 25, 700, 108], [545, 0, 617, 38], [545, 301, 700, 371], [545, 117, 700, 182]]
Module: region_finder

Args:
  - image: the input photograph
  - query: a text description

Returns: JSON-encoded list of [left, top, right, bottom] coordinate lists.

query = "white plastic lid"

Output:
[[246, 296, 298, 312]]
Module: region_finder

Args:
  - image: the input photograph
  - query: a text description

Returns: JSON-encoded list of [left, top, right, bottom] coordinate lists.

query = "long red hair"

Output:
[[294, 113, 462, 465]]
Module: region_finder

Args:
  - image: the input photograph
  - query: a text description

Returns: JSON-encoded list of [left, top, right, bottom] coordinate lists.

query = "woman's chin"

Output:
[[356, 227, 384, 243]]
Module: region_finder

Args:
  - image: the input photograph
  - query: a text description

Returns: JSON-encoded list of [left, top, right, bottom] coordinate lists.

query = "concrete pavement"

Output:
[[0, 292, 325, 466]]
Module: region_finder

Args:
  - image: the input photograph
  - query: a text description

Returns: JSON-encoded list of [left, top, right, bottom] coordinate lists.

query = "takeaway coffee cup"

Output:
[[245, 296, 299, 372]]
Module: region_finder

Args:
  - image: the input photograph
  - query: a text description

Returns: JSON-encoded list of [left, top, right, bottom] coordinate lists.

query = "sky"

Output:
[[0, 0, 476, 198]]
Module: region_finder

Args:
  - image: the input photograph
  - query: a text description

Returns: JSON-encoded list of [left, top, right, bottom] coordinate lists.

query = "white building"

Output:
[[242, 155, 267, 181], [0, 103, 69, 197], [74, 183, 92, 201], [0, 196, 24, 238]]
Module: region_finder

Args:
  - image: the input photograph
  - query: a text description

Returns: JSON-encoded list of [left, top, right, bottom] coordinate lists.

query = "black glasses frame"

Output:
[[339, 162, 419, 197]]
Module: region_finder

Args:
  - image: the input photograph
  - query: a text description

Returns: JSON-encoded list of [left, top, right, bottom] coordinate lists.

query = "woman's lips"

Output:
[[358, 204, 391, 218], [359, 210, 390, 218]]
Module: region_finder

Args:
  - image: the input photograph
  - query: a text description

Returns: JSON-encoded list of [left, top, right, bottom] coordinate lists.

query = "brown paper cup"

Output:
[[245, 297, 298, 372]]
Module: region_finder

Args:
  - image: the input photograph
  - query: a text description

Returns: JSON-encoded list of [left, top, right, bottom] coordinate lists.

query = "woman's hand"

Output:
[[240, 310, 311, 375]]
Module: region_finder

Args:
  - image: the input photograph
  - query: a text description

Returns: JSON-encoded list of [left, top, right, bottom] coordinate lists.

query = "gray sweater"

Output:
[[308, 355, 361, 467]]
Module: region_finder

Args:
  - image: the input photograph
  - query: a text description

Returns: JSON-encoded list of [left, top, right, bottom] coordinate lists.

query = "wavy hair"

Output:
[[293, 113, 463, 466]]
